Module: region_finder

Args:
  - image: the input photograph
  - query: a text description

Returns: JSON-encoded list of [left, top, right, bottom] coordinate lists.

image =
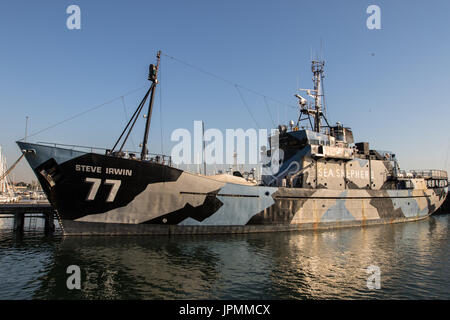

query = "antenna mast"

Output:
[[311, 60, 324, 132], [295, 59, 328, 133]]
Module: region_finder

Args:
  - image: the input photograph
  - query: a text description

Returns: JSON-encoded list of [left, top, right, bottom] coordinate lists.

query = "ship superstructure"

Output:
[[261, 60, 448, 192]]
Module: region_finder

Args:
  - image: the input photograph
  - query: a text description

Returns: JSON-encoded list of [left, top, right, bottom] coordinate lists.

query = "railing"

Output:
[[36, 141, 172, 166], [398, 169, 448, 179], [141, 154, 172, 166], [37, 141, 109, 154]]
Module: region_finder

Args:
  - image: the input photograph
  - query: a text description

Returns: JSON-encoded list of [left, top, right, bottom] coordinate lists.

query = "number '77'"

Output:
[[85, 178, 121, 202]]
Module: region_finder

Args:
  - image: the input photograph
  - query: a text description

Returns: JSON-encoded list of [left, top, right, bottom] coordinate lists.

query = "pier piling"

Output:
[[13, 212, 25, 233], [1, 203, 56, 235]]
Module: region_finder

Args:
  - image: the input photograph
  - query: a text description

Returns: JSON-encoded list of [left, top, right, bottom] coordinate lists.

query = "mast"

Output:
[[296, 59, 328, 133], [0, 147, 4, 193], [25, 116, 29, 142], [311, 60, 324, 133], [141, 51, 161, 160], [202, 121, 206, 175]]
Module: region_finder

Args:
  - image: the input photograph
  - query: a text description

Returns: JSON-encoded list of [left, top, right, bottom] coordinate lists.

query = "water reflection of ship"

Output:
[[434, 193, 450, 214], [33, 236, 224, 299], [31, 216, 449, 299]]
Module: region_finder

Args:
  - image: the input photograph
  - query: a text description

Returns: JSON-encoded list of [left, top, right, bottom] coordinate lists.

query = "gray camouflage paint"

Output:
[[73, 170, 447, 234], [16, 141, 448, 235]]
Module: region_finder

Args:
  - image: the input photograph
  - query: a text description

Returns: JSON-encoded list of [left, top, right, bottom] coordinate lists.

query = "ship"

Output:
[[16, 52, 449, 235]]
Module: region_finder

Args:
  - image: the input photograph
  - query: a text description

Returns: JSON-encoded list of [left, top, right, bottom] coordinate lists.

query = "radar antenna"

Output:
[[294, 60, 330, 132]]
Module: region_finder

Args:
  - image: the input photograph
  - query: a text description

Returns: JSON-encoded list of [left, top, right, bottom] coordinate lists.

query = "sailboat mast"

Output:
[[0, 147, 4, 193], [141, 51, 161, 160]]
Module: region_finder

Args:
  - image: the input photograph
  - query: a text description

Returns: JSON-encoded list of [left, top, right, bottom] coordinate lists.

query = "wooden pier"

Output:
[[0, 203, 57, 234]]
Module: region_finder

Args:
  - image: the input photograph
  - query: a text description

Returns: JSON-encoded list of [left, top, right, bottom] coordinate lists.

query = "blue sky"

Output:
[[1, 0, 450, 181]]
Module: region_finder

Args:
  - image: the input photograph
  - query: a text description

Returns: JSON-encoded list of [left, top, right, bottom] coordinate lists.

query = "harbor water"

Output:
[[0, 214, 449, 300]]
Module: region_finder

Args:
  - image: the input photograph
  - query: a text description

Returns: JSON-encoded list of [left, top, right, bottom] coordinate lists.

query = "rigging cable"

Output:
[[115, 87, 152, 153], [263, 96, 276, 128], [121, 96, 137, 151], [162, 53, 297, 126], [20, 85, 148, 141], [234, 85, 261, 129], [0, 153, 25, 182]]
